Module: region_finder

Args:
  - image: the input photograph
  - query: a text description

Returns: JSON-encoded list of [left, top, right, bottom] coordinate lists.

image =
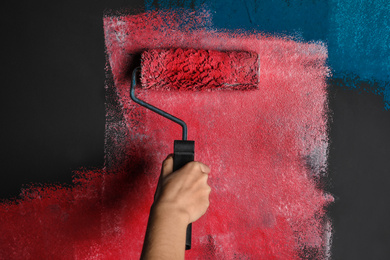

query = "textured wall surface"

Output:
[[103, 10, 332, 258], [1, 1, 389, 259]]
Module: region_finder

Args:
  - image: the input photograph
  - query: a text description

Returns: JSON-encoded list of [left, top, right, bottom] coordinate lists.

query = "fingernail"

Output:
[[199, 163, 210, 173]]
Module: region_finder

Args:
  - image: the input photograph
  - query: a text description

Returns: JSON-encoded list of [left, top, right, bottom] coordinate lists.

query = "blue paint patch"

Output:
[[329, 0, 390, 109], [329, 0, 389, 82], [145, 0, 390, 109]]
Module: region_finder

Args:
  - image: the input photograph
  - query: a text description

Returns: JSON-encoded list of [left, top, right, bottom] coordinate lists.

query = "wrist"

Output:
[[141, 202, 188, 259], [151, 201, 190, 227]]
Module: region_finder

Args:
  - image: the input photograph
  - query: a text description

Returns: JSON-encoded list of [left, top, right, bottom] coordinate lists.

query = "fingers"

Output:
[[180, 161, 211, 175], [162, 155, 210, 176]]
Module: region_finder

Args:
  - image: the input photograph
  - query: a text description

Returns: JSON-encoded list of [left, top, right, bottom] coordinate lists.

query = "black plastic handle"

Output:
[[173, 140, 195, 250]]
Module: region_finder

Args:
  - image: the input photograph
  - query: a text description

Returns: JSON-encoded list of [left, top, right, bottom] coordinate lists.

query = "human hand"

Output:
[[153, 155, 211, 224], [141, 156, 211, 259]]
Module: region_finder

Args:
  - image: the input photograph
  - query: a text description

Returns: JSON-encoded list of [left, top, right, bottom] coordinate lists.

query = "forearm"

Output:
[[141, 203, 189, 260]]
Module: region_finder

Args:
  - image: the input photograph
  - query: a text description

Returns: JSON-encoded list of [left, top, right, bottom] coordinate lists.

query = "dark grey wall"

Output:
[[328, 82, 390, 259], [1, 0, 141, 198]]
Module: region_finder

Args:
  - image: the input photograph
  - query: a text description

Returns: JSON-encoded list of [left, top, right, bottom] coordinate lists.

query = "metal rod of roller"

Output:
[[130, 67, 188, 140]]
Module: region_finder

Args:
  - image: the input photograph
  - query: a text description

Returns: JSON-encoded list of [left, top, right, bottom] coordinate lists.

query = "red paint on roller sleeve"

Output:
[[141, 48, 259, 91], [0, 10, 332, 259]]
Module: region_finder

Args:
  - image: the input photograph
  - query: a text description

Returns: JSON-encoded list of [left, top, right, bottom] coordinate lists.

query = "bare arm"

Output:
[[141, 155, 211, 260]]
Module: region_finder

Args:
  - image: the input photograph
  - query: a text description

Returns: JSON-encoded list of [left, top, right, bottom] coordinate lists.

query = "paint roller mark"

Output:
[[0, 10, 332, 259]]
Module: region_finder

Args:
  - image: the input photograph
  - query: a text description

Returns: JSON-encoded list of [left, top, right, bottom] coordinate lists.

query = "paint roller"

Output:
[[130, 48, 259, 250]]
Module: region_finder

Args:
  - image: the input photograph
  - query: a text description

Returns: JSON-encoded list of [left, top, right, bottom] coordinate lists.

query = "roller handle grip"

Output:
[[173, 140, 195, 250]]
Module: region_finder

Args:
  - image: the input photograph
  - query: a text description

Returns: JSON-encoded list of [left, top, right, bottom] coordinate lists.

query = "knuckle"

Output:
[[188, 161, 199, 169], [204, 199, 210, 209], [186, 161, 200, 174], [202, 185, 211, 197]]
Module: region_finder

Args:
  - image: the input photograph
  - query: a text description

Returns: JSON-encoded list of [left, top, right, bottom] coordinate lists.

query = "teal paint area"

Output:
[[145, 0, 390, 109], [329, 0, 390, 109]]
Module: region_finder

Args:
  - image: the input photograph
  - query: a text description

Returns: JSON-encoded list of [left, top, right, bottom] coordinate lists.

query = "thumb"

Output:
[[155, 155, 174, 202], [161, 154, 173, 177]]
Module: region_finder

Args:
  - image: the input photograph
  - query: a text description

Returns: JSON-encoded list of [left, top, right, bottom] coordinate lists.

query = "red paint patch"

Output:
[[0, 10, 332, 259]]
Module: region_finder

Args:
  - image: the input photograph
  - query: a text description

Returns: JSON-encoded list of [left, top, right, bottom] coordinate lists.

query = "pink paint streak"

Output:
[[0, 10, 332, 259]]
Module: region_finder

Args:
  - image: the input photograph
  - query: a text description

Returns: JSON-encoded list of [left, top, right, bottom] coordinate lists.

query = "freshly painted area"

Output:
[[0, 9, 332, 260], [103, 10, 332, 259]]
